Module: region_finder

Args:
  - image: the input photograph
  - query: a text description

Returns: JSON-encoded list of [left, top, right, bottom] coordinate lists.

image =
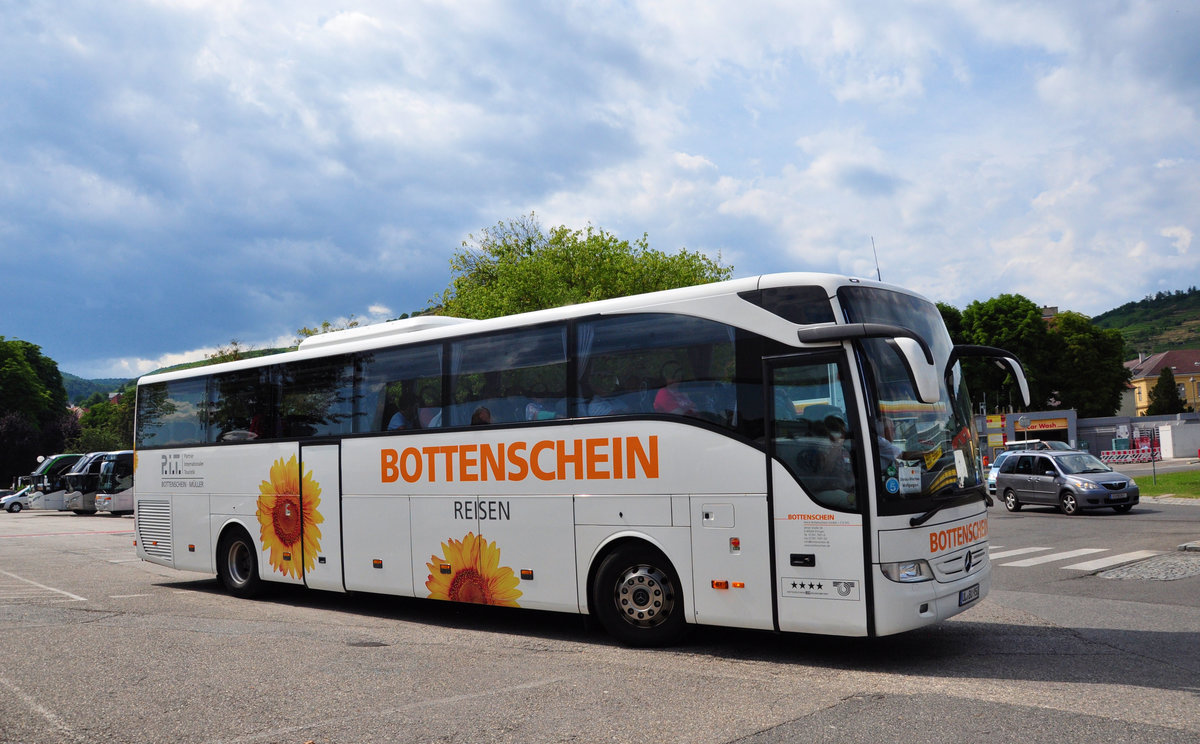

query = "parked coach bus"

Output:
[[28, 453, 82, 511], [95, 450, 135, 515], [63, 451, 108, 514], [133, 273, 1028, 646]]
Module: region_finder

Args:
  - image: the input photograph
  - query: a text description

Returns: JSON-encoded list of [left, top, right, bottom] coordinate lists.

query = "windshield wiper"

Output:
[[909, 485, 991, 527]]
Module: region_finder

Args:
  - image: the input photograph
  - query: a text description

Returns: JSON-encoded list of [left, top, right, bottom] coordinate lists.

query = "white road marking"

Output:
[[1063, 550, 1163, 571], [989, 547, 1051, 560], [0, 569, 86, 601], [1000, 548, 1108, 567], [0, 673, 86, 742]]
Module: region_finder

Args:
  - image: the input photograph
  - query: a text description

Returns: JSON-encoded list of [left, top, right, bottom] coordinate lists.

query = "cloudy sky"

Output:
[[2, 1, 1197, 379]]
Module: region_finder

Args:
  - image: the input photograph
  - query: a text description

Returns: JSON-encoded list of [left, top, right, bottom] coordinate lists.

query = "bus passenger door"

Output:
[[767, 354, 870, 636], [300, 443, 344, 592]]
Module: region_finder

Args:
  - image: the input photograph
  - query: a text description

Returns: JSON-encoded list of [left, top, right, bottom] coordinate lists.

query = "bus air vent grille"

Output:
[[136, 500, 173, 561]]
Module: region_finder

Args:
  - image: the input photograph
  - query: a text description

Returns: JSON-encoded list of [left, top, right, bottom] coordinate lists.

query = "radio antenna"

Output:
[[871, 237, 882, 281]]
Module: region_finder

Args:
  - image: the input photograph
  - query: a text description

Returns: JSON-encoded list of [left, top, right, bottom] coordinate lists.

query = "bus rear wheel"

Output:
[[592, 543, 687, 647], [217, 529, 262, 598]]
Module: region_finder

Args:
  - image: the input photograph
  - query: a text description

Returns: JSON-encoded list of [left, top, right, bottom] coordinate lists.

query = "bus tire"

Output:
[[217, 528, 262, 599], [591, 543, 687, 647]]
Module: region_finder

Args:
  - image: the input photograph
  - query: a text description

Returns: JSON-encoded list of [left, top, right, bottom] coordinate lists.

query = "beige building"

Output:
[[1125, 350, 1200, 415]]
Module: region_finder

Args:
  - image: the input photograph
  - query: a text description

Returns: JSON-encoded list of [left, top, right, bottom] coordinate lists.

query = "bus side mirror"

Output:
[[947, 345, 1031, 408], [796, 322, 941, 405], [996, 355, 1031, 408], [890, 337, 942, 405]]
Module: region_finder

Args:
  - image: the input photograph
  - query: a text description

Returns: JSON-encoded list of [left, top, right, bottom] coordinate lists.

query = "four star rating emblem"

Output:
[[783, 577, 858, 600]]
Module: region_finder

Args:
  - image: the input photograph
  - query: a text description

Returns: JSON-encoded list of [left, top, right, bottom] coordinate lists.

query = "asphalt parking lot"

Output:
[[4, 508, 1200, 743]]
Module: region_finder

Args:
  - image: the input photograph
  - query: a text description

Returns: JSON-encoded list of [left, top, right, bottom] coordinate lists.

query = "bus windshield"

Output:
[[838, 286, 982, 512]]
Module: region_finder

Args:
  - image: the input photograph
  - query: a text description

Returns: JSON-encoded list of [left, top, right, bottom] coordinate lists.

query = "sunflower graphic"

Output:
[[255, 455, 323, 579], [426, 532, 522, 607]]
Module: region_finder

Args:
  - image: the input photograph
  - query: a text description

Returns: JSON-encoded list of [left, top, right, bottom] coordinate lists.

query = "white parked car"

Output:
[[2, 486, 33, 513]]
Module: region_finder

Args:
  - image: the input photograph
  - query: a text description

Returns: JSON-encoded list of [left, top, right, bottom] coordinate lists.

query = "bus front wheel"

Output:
[[592, 543, 687, 647], [217, 529, 262, 598]]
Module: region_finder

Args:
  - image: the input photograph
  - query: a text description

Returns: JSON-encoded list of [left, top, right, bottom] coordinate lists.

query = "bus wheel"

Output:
[[217, 529, 262, 598], [592, 544, 687, 647], [1003, 490, 1021, 512]]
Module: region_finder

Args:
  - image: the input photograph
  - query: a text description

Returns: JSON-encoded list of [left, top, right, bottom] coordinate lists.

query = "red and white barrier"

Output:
[[1099, 448, 1162, 464]]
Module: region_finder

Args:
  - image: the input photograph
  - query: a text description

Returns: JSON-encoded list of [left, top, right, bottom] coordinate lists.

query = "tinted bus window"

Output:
[[740, 286, 836, 325], [449, 326, 567, 425], [279, 356, 361, 437], [210, 368, 277, 442], [360, 344, 443, 431], [577, 314, 738, 428], [136, 378, 208, 447]]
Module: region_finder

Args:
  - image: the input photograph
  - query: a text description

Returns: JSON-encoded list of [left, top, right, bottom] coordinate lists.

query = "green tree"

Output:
[[437, 213, 733, 319], [206, 339, 255, 364], [70, 385, 135, 451], [295, 317, 360, 345], [1043, 312, 1130, 417], [959, 295, 1052, 411], [0, 341, 50, 423], [1145, 366, 1187, 415], [936, 302, 964, 343], [0, 337, 71, 483]]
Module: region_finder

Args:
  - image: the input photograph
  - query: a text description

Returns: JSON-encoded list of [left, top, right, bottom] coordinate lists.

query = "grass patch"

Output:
[[1135, 470, 1200, 499]]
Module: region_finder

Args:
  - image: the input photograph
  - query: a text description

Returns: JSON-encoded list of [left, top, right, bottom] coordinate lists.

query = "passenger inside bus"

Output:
[[417, 386, 440, 428], [587, 371, 631, 416], [653, 362, 698, 416], [386, 389, 417, 430], [774, 397, 859, 511]]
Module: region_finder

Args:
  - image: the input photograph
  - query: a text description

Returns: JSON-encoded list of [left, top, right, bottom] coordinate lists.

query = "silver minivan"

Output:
[[995, 450, 1139, 515]]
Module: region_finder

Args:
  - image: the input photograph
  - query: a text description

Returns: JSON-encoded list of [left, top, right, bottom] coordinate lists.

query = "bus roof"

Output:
[[138, 271, 929, 386]]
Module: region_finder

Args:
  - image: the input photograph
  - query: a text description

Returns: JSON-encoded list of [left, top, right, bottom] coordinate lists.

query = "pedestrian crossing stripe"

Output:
[[1001, 548, 1106, 567], [1062, 550, 1161, 571], [988, 546, 1165, 571]]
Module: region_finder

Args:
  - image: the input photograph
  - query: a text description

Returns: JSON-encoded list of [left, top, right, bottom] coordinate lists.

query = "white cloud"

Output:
[[3, 0, 1199, 377], [1162, 226, 1193, 254]]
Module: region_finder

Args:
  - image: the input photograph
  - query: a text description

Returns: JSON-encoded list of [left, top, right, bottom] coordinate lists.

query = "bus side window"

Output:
[[577, 313, 737, 428], [210, 368, 276, 442], [360, 344, 443, 432], [279, 357, 359, 438], [449, 325, 567, 427], [137, 378, 208, 447], [771, 362, 858, 512]]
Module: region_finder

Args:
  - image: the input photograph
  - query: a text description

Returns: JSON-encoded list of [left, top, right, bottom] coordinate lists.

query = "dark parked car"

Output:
[[995, 450, 1139, 515]]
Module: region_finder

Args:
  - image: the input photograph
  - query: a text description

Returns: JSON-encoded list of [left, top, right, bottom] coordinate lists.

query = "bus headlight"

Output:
[[880, 560, 933, 583]]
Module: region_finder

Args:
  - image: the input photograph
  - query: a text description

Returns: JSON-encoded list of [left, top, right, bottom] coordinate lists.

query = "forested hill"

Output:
[[1092, 287, 1200, 356], [62, 373, 132, 404]]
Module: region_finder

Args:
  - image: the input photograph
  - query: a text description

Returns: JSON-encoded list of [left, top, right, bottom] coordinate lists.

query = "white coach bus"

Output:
[[133, 273, 1027, 646]]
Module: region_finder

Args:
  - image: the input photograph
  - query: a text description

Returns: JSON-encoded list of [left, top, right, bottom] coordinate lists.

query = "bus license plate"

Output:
[[958, 584, 980, 606]]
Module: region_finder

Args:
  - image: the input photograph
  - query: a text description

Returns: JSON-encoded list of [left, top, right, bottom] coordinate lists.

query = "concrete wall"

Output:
[[1161, 423, 1200, 459], [1076, 412, 1200, 457]]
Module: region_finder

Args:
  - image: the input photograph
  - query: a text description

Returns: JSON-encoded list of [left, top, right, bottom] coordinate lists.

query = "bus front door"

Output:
[[767, 354, 870, 636], [300, 443, 345, 592]]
